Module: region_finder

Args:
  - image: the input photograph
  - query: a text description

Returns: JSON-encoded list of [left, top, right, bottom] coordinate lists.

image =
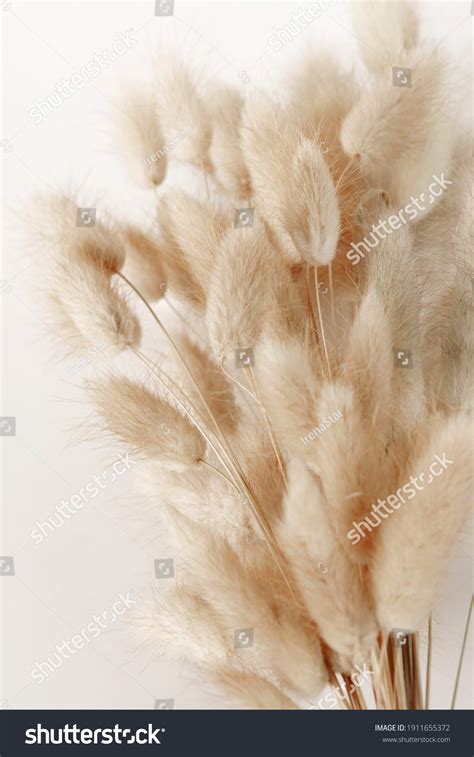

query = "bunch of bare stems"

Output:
[[31, 0, 472, 710]]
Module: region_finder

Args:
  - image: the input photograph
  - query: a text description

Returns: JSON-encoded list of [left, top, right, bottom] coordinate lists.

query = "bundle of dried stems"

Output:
[[34, 0, 472, 710]]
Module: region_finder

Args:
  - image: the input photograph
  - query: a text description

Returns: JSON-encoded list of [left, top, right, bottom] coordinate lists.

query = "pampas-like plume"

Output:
[[340, 47, 454, 211], [344, 289, 393, 435], [165, 508, 328, 701], [286, 53, 355, 143], [136, 582, 298, 708], [158, 190, 232, 308], [415, 146, 474, 412], [114, 87, 167, 188], [206, 226, 300, 360], [351, 0, 419, 74], [228, 422, 286, 528], [155, 59, 211, 168], [36, 0, 472, 712], [310, 379, 380, 563], [210, 668, 299, 710], [31, 192, 125, 272], [32, 193, 141, 352], [372, 413, 473, 631], [91, 376, 206, 469], [430, 264, 473, 414], [290, 138, 340, 265], [138, 586, 231, 666], [47, 258, 140, 353], [278, 459, 377, 669], [242, 99, 340, 265], [240, 95, 302, 263], [141, 462, 252, 549], [174, 334, 240, 434], [121, 225, 167, 301], [207, 85, 251, 200], [254, 333, 321, 457], [365, 221, 425, 431]]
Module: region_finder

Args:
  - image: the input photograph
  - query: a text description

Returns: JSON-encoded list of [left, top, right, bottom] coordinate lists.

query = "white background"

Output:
[[1, 0, 472, 710]]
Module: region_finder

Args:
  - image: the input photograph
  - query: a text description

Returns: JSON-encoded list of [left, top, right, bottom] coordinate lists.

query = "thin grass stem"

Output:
[[425, 616, 432, 710], [314, 265, 331, 377], [451, 595, 473, 709]]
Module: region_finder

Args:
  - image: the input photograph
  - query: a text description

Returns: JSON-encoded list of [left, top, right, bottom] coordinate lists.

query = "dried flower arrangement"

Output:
[[32, 0, 472, 710]]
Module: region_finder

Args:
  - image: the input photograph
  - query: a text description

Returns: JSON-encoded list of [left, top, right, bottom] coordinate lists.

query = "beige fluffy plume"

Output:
[[91, 377, 206, 469], [114, 87, 168, 188], [341, 47, 454, 211], [351, 0, 419, 74], [36, 0, 471, 712], [373, 413, 473, 631]]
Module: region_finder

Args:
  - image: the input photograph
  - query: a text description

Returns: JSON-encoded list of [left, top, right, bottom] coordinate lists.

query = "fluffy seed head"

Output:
[[207, 85, 251, 199], [340, 48, 454, 212], [47, 258, 140, 354], [30, 192, 125, 273], [115, 87, 167, 188], [289, 138, 340, 265], [352, 0, 419, 73], [122, 225, 167, 301], [372, 413, 473, 631], [206, 226, 295, 359], [92, 376, 206, 469], [158, 190, 233, 307], [155, 58, 211, 167]]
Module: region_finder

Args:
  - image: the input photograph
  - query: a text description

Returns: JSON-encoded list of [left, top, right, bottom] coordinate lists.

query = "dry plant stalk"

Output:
[[34, 0, 472, 710]]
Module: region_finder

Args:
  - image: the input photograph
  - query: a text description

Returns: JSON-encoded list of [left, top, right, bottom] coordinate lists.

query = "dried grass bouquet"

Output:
[[32, 0, 472, 710]]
